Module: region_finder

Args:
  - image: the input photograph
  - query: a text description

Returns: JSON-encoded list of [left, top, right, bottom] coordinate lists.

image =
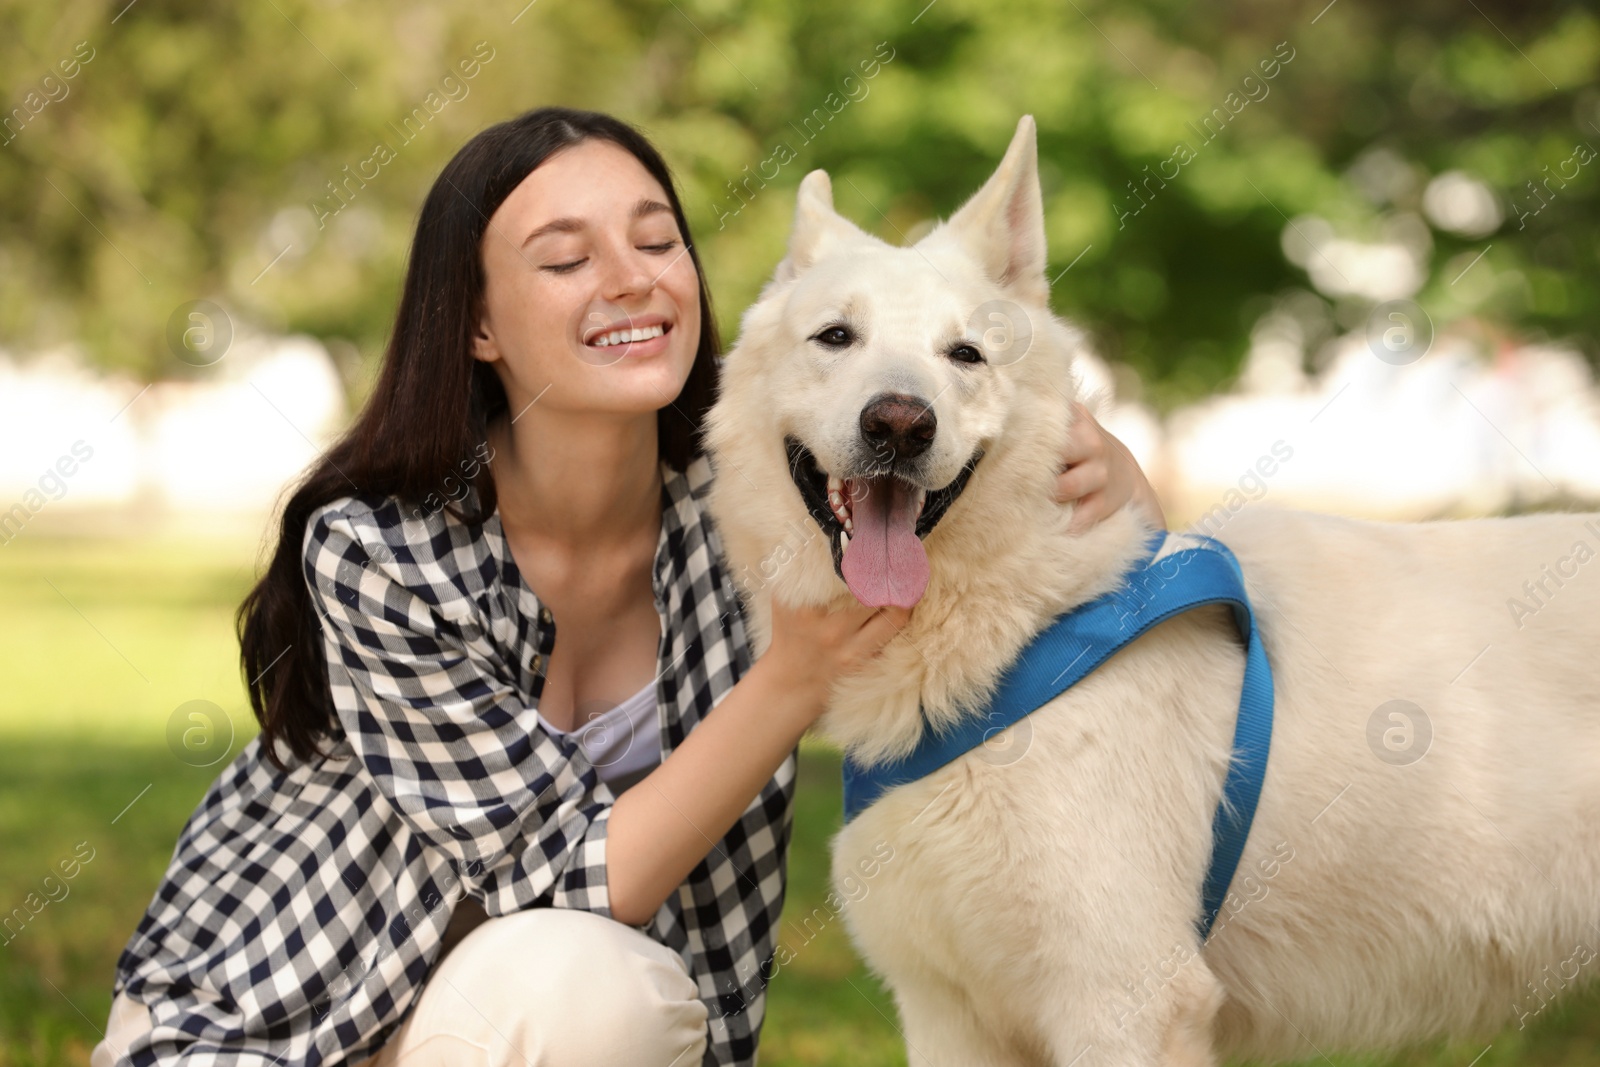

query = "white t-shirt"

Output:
[[537, 679, 663, 793]]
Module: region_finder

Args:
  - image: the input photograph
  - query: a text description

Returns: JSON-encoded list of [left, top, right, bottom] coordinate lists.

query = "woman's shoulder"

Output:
[[301, 486, 503, 622], [303, 489, 476, 563]]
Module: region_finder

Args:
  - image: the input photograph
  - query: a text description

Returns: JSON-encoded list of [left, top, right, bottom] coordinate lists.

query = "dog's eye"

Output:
[[948, 343, 985, 365], [812, 325, 854, 348]]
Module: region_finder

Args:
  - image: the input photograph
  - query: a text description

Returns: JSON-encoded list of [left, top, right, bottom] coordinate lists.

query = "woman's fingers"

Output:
[[1067, 490, 1109, 534], [1058, 402, 1107, 469], [1057, 400, 1167, 530], [1054, 457, 1108, 505], [839, 606, 912, 674], [858, 605, 911, 641]]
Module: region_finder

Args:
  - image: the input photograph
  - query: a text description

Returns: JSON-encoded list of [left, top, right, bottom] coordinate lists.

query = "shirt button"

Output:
[[531, 653, 544, 673], [539, 605, 552, 625]]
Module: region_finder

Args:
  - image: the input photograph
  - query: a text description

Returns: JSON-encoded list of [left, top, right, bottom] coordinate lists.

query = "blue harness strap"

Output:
[[840, 530, 1274, 942]]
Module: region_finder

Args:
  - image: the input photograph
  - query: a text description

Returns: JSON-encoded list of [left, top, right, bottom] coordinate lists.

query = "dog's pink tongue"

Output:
[[840, 476, 928, 608]]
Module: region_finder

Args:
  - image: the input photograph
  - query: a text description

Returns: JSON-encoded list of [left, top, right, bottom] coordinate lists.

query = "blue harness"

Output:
[[840, 530, 1274, 942]]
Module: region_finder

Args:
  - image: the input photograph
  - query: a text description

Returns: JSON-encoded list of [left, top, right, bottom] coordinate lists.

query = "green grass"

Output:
[[1, 530, 1597, 1066]]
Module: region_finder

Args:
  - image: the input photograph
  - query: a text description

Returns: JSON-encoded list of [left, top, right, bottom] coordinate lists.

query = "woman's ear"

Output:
[[471, 315, 499, 364]]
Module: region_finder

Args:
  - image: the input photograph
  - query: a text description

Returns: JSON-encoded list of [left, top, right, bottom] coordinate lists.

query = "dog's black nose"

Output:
[[859, 393, 936, 461]]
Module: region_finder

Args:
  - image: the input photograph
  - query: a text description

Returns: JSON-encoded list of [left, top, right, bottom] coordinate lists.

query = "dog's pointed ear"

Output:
[[771, 170, 868, 285], [940, 115, 1048, 304]]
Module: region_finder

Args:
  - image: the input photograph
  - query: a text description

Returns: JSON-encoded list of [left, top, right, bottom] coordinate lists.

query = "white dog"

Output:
[[702, 115, 1600, 1066]]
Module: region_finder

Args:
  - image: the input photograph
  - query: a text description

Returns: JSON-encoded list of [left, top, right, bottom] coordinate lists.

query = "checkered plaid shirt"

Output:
[[110, 454, 796, 1066]]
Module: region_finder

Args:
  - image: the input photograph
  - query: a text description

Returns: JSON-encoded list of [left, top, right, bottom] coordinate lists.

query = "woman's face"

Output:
[[472, 138, 702, 423]]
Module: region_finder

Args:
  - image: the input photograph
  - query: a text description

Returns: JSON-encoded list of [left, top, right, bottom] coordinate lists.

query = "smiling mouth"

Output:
[[784, 435, 983, 608], [583, 320, 673, 349]]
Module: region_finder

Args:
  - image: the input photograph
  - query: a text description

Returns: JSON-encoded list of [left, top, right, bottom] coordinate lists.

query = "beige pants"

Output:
[[90, 908, 710, 1067]]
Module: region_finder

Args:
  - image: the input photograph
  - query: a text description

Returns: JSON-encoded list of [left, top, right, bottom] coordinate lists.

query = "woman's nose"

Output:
[[597, 239, 656, 301]]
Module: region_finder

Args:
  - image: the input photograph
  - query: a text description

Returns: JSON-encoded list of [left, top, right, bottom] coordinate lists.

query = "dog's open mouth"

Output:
[[785, 436, 983, 609]]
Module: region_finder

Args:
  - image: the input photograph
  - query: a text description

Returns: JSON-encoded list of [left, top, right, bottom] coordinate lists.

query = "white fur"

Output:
[[702, 115, 1600, 1066]]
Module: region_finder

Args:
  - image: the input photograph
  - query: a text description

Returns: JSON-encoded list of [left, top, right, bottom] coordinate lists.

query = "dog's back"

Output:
[[832, 505, 1600, 1064], [1205, 505, 1600, 1058]]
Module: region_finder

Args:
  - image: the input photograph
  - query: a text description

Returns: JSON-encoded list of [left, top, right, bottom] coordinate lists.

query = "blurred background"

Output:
[[2, 1, 1597, 1064]]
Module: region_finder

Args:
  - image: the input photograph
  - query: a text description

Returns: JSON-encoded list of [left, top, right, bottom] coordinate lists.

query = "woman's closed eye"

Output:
[[542, 239, 680, 274]]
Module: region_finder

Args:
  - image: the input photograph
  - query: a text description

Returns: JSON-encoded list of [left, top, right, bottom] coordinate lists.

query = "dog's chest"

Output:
[[825, 644, 1238, 998], [829, 745, 1070, 995]]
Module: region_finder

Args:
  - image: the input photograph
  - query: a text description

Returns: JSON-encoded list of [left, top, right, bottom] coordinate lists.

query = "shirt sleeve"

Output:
[[301, 499, 636, 925]]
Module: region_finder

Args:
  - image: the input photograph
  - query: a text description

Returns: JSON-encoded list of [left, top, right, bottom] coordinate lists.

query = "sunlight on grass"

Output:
[[0, 533, 262, 742], [0, 530, 266, 1065]]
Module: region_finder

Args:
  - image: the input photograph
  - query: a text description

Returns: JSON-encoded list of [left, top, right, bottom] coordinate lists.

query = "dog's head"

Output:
[[705, 115, 1084, 616]]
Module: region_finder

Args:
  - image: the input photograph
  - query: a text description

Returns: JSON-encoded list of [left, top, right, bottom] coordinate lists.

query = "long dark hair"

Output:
[[238, 106, 723, 769]]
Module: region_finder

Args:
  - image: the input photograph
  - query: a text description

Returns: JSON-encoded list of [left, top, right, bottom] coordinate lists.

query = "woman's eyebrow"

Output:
[[521, 217, 584, 246], [522, 197, 674, 247], [632, 197, 673, 220]]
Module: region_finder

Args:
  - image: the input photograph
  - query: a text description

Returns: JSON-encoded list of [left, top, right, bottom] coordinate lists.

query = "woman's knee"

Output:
[[389, 906, 708, 1067]]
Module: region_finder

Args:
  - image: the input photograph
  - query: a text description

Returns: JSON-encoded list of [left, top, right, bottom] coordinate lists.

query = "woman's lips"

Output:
[[583, 321, 673, 359]]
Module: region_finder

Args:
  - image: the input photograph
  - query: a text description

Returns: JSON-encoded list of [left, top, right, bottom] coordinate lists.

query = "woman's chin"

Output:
[[583, 363, 694, 412]]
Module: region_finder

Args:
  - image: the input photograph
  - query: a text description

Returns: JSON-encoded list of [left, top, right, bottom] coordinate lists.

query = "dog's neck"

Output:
[[812, 439, 1159, 770]]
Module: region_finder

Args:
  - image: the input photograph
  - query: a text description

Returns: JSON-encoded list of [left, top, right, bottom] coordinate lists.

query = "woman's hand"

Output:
[[610, 596, 909, 926], [762, 598, 912, 723], [1055, 402, 1166, 533]]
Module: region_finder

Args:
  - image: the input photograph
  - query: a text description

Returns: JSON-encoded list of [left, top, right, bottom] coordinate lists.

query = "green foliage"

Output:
[[0, 0, 1595, 407]]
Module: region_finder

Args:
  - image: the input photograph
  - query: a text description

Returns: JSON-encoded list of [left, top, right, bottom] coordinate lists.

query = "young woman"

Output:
[[93, 107, 1164, 1067]]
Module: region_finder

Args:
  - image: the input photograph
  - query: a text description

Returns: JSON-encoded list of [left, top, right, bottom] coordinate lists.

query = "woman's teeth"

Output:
[[590, 323, 666, 347]]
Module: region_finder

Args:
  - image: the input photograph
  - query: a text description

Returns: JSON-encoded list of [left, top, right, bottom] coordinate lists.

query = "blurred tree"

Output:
[[0, 0, 1594, 411]]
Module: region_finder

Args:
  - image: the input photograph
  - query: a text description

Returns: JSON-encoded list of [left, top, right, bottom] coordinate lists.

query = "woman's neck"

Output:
[[488, 406, 663, 552]]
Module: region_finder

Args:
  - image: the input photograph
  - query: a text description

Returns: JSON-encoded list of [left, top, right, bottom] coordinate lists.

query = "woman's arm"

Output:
[[307, 495, 910, 930], [606, 598, 908, 926], [1055, 401, 1165, 531]]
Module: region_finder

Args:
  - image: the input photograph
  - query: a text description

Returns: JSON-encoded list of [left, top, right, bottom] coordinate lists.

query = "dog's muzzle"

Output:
[[784, 435, 982, 608]]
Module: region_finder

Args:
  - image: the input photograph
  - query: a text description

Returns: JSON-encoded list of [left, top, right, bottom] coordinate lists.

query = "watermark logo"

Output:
[[0, 40, 95, 146], [713, 42, 897, 231], [1505, 520, 1600, 629], [309, 42, 497, 230], [0, 841, 96, 947], [167, 699, 236, 768], [1365, 299, 1432, 366], [966, 299, 1033, 368], [167, 300, 233, 366], [0, 439, 95, 547], [1366, 699, 1430, 766], [973, 717, 1033, 766]]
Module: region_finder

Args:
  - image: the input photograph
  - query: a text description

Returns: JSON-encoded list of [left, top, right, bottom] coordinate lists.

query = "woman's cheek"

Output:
[[668, 270, 701, 336]]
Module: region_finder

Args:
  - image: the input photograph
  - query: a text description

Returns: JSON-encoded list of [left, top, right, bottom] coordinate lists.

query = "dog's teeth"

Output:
[[843, 516, 853, 533], [829, 490, 843, 508], [840, 529, 850, 551]]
